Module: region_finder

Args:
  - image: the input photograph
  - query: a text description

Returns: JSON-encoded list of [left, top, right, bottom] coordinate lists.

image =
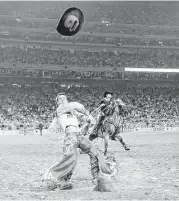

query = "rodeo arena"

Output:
[[0, 1, 179, 200]]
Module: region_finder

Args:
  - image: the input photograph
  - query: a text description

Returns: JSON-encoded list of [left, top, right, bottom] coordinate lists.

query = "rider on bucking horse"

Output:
[[89, 92, 114, 137], [89, 91, 127, 138]]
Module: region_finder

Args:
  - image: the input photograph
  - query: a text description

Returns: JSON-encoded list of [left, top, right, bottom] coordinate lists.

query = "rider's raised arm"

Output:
[[97, 99, 107, 108]]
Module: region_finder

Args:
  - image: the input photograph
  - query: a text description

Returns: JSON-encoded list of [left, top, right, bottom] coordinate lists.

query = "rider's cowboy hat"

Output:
[[56, 7, 84, 36], [103, 92, 114, 98]]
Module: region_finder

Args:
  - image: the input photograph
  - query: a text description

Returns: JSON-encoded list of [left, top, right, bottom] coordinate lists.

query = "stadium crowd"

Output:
[[0, 2, 179, 26], [2, 31, 179, 48], [1, 46, 179, 69], [1, 18, 179, 37], [1, 2, 179, 38], [2, 27, 179, 48], [0, 83, 179, 131], [0, 68, 176, 81]]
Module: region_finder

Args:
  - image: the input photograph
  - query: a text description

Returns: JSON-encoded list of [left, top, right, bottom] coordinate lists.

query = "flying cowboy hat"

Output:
[[56, 7, 84, 36]]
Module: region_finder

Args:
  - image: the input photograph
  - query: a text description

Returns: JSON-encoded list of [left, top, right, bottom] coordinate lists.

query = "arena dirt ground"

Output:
[[0, 130, 179, 200]]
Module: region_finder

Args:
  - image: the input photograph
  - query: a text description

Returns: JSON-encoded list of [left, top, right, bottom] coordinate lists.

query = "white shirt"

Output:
[[56, 101, 88, 132]]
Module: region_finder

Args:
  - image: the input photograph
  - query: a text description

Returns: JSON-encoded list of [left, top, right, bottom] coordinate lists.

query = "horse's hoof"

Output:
[[125, 147, 130, 151]]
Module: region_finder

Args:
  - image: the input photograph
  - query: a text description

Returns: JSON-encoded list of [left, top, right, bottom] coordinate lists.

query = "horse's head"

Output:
[[113, 99, 127, 116]]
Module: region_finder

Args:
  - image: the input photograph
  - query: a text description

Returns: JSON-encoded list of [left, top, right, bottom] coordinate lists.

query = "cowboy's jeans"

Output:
[[44, 135, 113, 184]]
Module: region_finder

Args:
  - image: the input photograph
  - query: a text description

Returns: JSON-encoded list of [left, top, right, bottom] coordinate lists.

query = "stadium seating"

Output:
[[0, 83, 179, 129], [0, 46, 179, 68]]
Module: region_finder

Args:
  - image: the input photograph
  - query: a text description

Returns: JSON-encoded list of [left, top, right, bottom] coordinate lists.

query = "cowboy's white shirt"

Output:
[[56, 101, 88, 133], [57, 113, 79, 132]]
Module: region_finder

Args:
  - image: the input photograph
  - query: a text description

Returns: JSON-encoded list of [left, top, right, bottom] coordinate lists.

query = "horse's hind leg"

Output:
[[115, 133, 130, 151]]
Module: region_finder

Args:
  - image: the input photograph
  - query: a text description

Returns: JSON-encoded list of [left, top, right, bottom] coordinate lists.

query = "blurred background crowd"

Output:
[[0, 83, 179, 131], [0, 46, 179, 69], [0, 2, 179, 25]]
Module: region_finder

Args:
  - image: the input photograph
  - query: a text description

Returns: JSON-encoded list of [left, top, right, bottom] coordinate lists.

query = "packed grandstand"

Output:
[[0, 2, 179, 132]]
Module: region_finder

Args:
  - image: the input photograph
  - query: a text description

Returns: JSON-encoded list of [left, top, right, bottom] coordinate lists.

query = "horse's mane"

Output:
[[110, 101, 120, 122]]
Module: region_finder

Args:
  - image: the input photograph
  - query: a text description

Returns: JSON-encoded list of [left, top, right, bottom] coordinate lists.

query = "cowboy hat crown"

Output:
[[56, 7, 84, 36]]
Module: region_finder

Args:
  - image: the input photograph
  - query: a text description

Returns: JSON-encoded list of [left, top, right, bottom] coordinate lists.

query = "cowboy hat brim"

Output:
[[56, 7, 84, 36]]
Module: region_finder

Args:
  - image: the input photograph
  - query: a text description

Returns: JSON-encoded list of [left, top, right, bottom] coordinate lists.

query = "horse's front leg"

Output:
[[115, 133, 130, 151]]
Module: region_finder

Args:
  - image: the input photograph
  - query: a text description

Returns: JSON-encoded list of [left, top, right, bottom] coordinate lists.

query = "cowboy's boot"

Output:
[[59, 175, 73, 190]]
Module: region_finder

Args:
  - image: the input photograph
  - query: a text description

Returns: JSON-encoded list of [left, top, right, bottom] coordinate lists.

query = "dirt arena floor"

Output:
[[0, 130, 179, 200]]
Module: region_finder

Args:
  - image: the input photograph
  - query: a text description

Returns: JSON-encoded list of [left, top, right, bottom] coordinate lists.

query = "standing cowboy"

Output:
[[43, 93, 116, 191]]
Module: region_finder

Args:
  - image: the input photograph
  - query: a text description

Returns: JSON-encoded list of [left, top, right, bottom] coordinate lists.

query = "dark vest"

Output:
[[98, 99, 114, 116]]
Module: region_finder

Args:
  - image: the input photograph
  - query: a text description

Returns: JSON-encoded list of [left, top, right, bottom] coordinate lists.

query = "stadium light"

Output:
[[125, 68, 179, 73]]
